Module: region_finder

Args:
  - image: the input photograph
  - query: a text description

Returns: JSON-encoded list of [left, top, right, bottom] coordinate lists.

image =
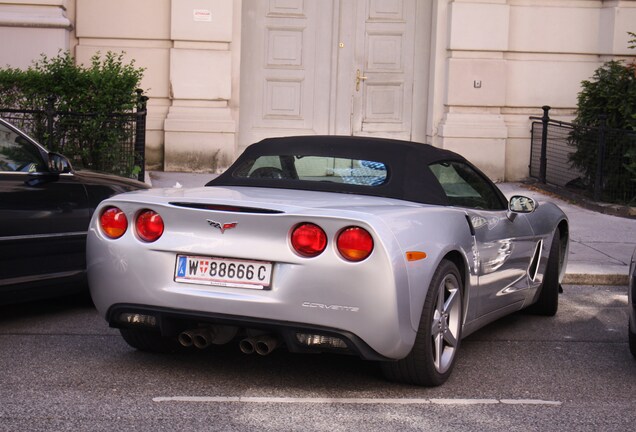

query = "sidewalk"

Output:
[[147, 171, 635, 286], [497, 183, 634, 286]]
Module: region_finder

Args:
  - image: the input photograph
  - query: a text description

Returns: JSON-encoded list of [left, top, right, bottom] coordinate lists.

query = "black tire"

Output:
[[119, 328, 181, 353], [526, 228, 561, 316], [381, 259, 463, 386], [629, 317, 636, 358]]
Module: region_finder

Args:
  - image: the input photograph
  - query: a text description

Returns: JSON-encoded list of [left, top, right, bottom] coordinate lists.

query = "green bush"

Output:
[[569, 33, 636, 204], [0, 51, 145, 177]]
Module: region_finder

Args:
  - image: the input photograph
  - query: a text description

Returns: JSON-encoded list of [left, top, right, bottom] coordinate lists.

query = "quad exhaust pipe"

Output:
[[178, 329, 216, 349], [178, 327, 279, 355], [178, 326, 238, 349], [239, 335, 279, 356]]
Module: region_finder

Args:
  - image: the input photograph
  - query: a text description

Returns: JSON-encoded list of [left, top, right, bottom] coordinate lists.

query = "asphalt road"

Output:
[[0, 285, 634, 431]]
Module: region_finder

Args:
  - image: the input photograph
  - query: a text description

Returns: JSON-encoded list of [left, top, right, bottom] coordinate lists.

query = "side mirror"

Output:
[[509, 195, 536, 213], [48, 152, 73, 174]]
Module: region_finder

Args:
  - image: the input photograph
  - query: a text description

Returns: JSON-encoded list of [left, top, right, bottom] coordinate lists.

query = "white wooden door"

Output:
[[239, 0, 418, 148], [338, 0, 416, 139], [238, 1, 334, 149]]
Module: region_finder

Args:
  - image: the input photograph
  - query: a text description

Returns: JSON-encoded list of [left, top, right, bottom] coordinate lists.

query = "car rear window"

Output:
[[232, 155, 388, 187]]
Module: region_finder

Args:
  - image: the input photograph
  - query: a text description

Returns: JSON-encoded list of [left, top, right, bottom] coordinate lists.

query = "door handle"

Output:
[[356, 69, 367, 91]]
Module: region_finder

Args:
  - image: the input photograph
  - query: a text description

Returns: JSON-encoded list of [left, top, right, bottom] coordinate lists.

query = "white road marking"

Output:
[[430, 399, 498, 405], [500, 399, 562, 406], [153, 396, 562, 406]]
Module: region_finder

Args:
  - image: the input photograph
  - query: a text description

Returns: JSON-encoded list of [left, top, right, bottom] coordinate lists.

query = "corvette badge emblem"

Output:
[[206, 219, 238, 234]]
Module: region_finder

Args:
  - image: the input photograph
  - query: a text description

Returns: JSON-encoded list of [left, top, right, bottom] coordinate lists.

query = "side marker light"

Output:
[[406, 251, 427, 261]]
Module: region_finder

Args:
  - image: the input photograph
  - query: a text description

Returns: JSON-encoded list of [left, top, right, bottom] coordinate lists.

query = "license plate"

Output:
[[174, 255, 272, 289]]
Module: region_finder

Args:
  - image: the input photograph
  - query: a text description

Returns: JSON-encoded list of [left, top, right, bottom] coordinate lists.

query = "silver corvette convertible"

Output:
[[87, 136, 569, 386]]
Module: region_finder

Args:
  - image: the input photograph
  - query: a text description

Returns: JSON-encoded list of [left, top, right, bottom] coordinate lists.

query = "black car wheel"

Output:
[[119, 328, 181, 353], [381, 259, 463, 386], [526, 228, 561, 316], [629, 317, 636, 358]]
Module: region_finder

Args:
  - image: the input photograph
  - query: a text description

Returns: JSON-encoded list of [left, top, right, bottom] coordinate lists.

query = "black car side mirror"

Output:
[[48, 152, 73, 174], [28, 153, 73, 186]]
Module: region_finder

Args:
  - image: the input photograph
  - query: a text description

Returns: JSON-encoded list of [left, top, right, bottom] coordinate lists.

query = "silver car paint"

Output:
[[87, 186, 568, 359]]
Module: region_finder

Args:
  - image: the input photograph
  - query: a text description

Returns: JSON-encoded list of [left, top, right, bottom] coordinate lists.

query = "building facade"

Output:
[[1, 0, 635, 181]]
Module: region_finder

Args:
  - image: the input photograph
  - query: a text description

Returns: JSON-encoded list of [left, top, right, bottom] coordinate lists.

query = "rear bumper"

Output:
[[87, 199, 419, 359], [107, 303, 392, 361]]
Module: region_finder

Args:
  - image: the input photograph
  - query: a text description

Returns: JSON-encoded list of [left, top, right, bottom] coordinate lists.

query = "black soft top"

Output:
[[208, 135, 475, 205]]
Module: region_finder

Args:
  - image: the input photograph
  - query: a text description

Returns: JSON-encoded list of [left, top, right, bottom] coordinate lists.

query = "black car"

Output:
[[0, 118, 148, 304], [629, 248, 636, 358]]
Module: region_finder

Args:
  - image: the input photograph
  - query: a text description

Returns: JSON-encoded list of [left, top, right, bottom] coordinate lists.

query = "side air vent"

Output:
[[527, 240, 543, 282], [170, 202, 284, 214]]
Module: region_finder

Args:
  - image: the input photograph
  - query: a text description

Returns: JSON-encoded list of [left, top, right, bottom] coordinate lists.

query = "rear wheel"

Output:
[[381, 259, 463, 386], [629, 317, 636, 358], [526, 228, 561, 316], [119, 328, 181, 353]]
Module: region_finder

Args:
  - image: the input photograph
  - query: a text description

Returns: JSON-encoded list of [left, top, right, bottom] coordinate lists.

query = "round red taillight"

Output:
[[337, 227, 374, 262], [291, 223, 327, 257], [135, 209, 164, 242], [100, 206, 128, 239]]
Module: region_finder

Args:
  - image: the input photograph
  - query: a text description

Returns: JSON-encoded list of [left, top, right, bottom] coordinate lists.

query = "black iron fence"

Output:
[[530, 106, 636, 205], [0, 90, 148, 181]]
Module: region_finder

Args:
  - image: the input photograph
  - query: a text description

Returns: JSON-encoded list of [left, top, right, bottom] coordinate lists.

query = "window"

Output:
[[233, 155, 388, 186], [0, 123, 45, 173], [429, 161, 506, 210]]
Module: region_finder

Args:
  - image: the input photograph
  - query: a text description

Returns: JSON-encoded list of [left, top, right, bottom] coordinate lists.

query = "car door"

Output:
[[0, 121, 89, 293], [429, 161, 540, 317]]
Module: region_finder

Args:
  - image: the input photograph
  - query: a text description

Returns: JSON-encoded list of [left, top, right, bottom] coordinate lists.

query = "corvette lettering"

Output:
[[207, 219, 238, 234], [301, 302, 359, 312]]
